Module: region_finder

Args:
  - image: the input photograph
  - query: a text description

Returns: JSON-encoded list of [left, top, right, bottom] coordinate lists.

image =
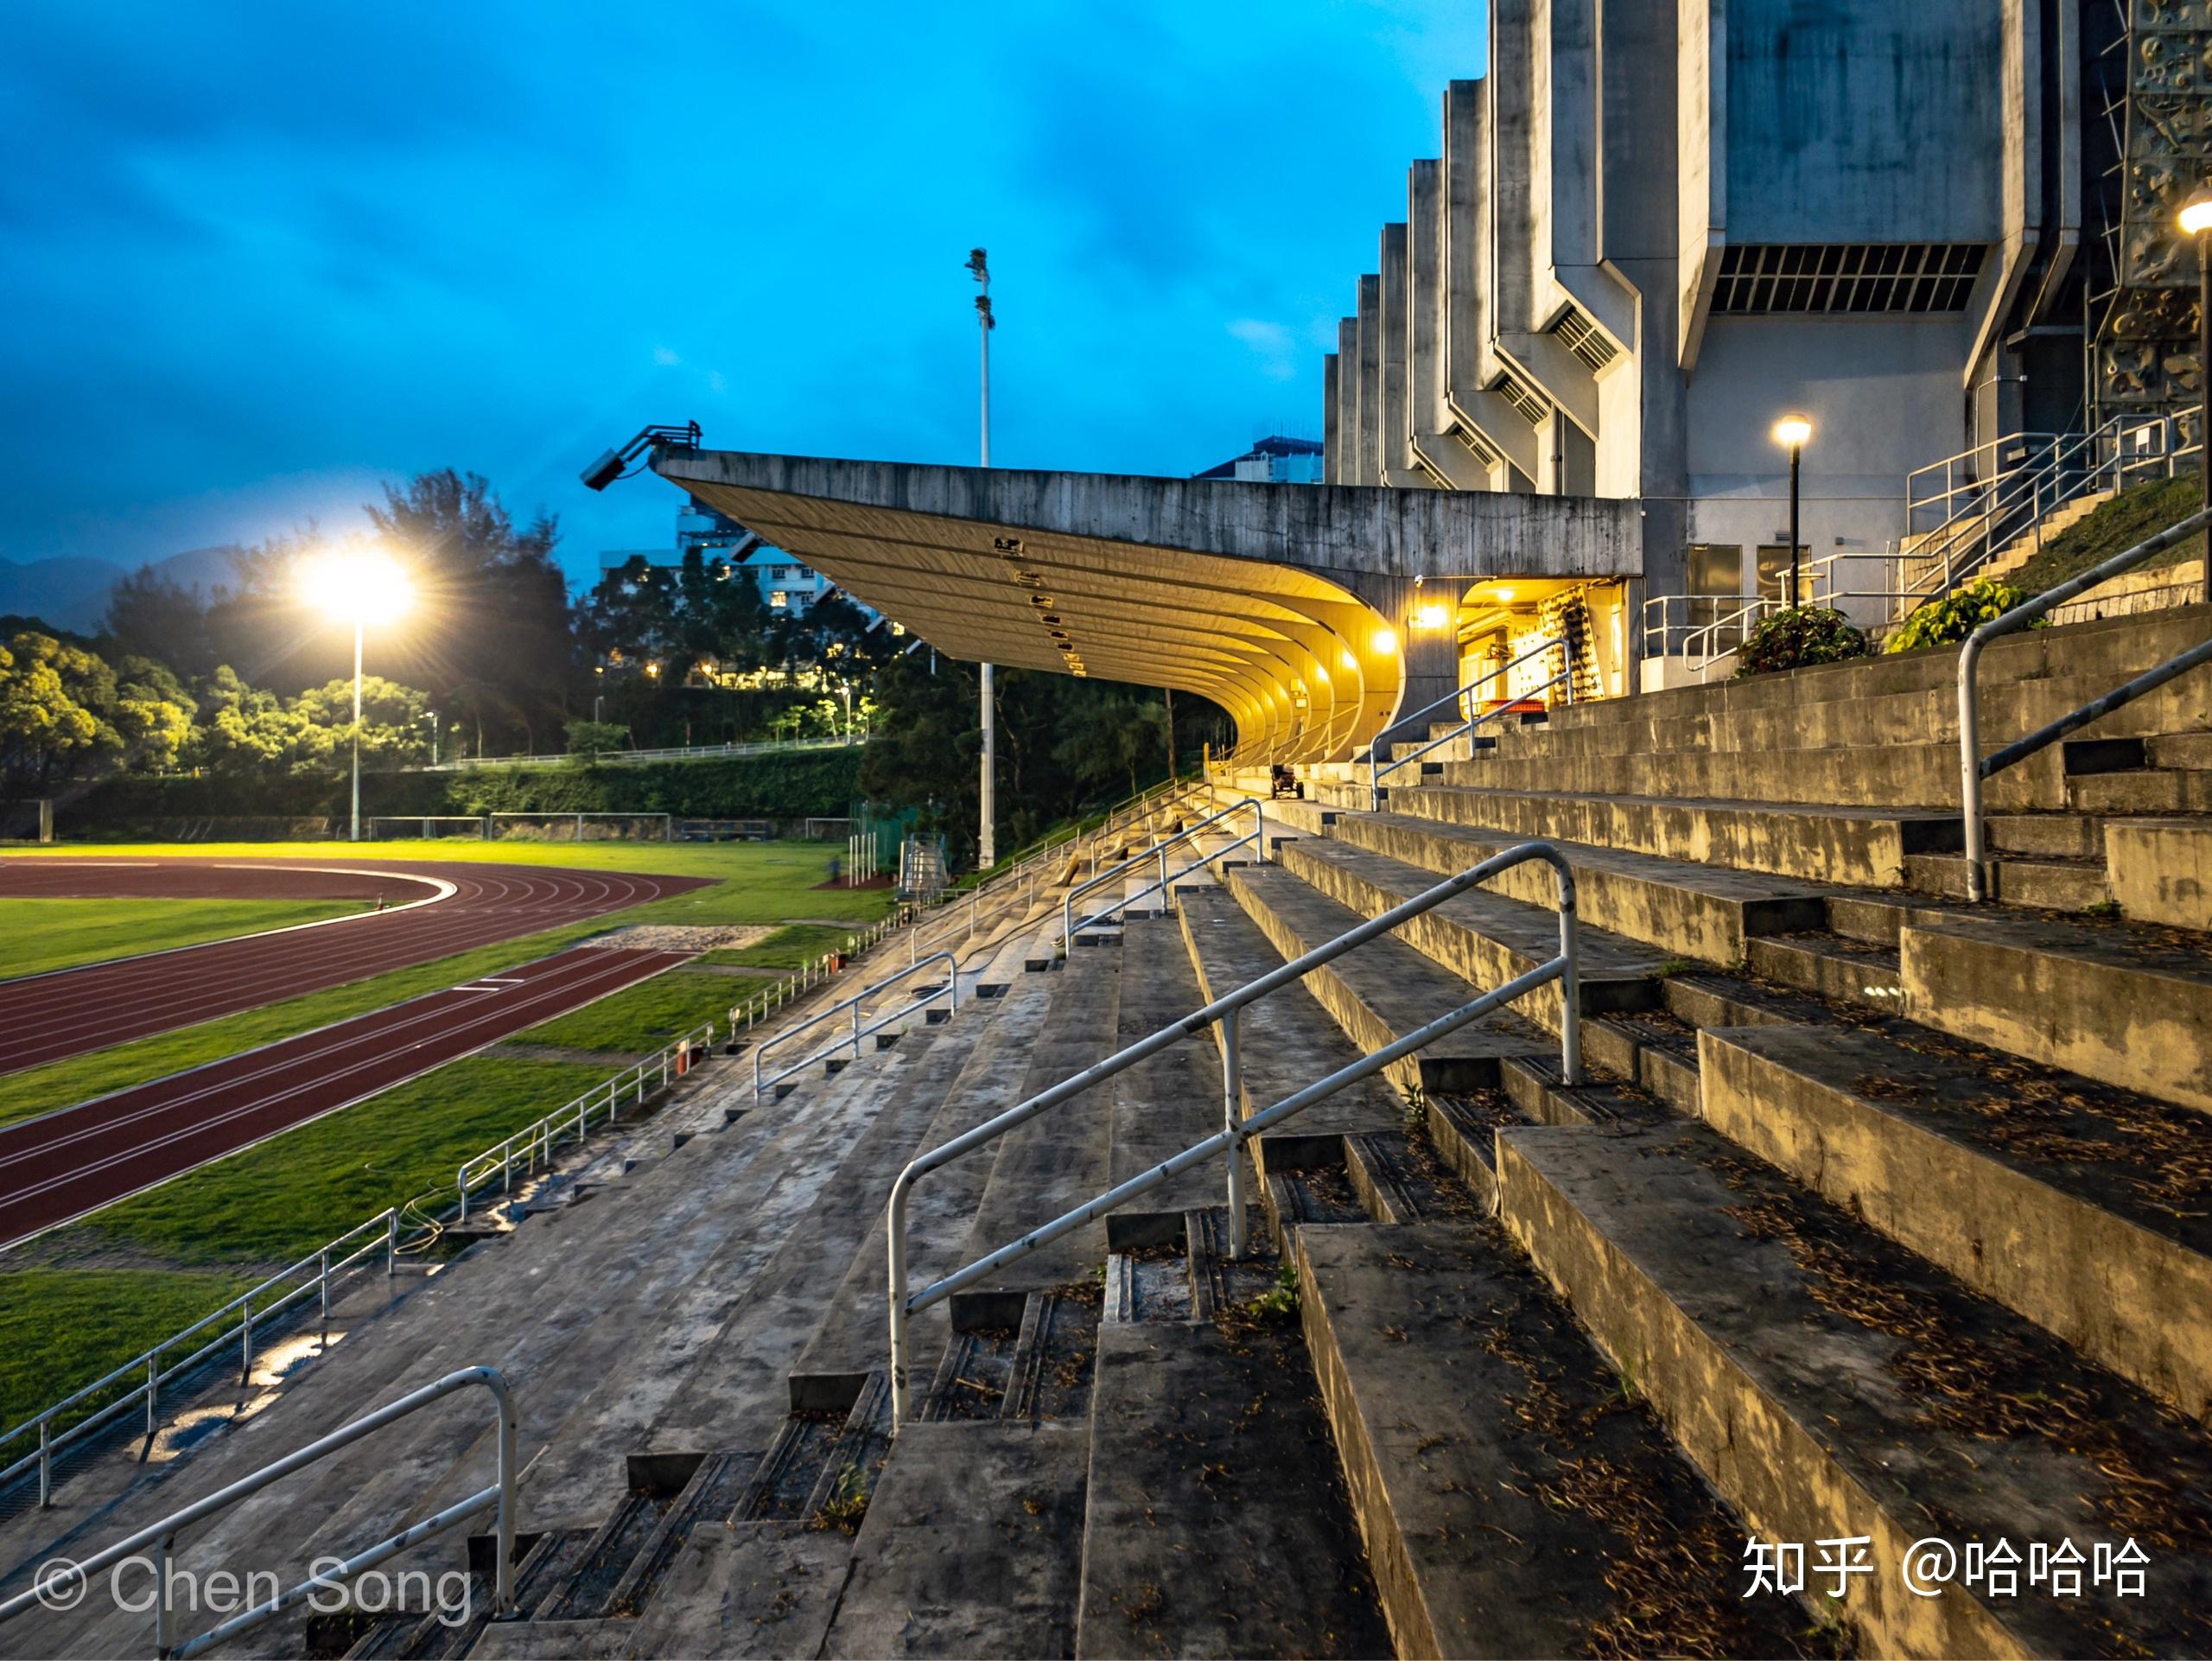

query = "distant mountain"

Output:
[[0, 546, 243, 635]]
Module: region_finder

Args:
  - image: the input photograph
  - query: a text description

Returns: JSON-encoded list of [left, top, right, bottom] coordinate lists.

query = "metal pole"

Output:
[[2200, 230, 2210, 514], [1222, 1006, 1247, 1258], [350, 620, 364, 843], [976, 250, 997, 871], [1787, 443, 1802, 609]]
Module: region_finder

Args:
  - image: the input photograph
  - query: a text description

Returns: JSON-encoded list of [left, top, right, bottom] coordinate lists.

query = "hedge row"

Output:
[[70, 748, 867, 829]]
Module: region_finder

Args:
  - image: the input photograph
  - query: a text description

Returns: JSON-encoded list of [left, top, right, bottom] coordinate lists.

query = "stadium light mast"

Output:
[[968, 246, 997, 869], [304, 544, 411, 843]]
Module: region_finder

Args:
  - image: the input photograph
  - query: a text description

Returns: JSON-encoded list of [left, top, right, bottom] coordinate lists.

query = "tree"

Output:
[[0, 633, 111, 804], [563, 719, 629, 762], [104, 567, 222, 678], [289, 676, 430, 765]]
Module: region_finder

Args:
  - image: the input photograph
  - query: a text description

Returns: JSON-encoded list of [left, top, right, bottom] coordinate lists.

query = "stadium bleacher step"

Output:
[[1221, 863, 1554, 1091], [1173, 888, 1404, 1168], [1697, 1018, 2212, 1419], [1073, 1309, 1394, 1658], [335, 1525, 593, 1659], [814, 1420, 1091, 1658], [1497, 1117, 2212, 1658], [1104, 917, 1237, 1212]]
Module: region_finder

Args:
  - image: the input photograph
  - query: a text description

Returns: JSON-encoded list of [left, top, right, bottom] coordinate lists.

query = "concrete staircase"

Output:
[[1898, 483, 2118, 599], [6, 612, 2212, 1658]]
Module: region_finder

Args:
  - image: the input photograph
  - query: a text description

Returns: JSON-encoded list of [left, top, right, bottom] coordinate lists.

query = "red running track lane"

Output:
[[0, 859, 709, 1075], [0, 945, 696, 1249]]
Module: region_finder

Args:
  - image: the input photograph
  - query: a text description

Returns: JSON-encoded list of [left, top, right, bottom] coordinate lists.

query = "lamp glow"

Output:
[[2182, 191, 2212, 238], [1371, 627, 1399, 655], [302, 546, 410, 627], [1771, 414, 1814, 450], [1413, 602, 1450, 632], [1338, 647, 1358, 672]]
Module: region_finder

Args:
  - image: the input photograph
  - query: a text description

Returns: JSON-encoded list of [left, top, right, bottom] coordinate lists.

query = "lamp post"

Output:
[[968, 246, 997, 869], [422, 710, 438, 767], [2180, 190, 2212, 512], [1771, 414, 1814, 608], [303, 545, 410, 843]]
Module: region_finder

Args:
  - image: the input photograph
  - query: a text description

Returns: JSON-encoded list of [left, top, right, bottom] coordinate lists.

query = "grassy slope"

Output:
[[0, 841, 889, 1130], [0, 897, 359, 981], [696, 921, 864, 970], [2010, 471, 2208, 595], [0, 1269, 260, 1431]]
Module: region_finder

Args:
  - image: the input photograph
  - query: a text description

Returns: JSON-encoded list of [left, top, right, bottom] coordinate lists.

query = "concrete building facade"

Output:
[[1324, 2, 2208, 673]]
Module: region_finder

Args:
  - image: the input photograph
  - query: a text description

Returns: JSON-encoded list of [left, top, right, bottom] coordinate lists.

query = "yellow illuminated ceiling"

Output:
[[673, 481, 1402, 764]]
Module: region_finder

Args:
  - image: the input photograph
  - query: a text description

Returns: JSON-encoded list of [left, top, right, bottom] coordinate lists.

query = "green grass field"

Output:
[[0, 839, 898, 1435], [0, 896, 363, 981], [0, 841, 889, 1130], [512, 968, 743, 1053], [697, 921, 867, 971]]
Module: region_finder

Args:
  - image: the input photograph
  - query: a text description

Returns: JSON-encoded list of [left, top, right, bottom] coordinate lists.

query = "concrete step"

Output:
[[2150, 732, 2212, 770], [1272, 837, 1671, 1033], [1434, 737, 2070, 811], [1220, 862, 1554, 1093], [1173, 888, 1406, 1169], [1697, 1021, 2212, 1420], [1293, 1217, 1819, 1659], [1903, 851, 2113, 911], [1326, 809, 1828, 964], [1743, 930, 1907, 1011], [2106, 818, 2212, 930], [1386, 780, 1961, 887], [1899, 909, 2212, 1112], [817, 1421, 1090, 1658], [1074, 1317, 1394, 1658], [1105, 918, 1238, 1211], [1986, 811, 2106, 857], [2069, 767, 2212, 814], [1498, 1117, 2212, 1658]]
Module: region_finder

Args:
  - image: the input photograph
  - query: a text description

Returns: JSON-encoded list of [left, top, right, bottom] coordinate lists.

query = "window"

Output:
[[1712, 243, 1984, 314], [769, 590, 790, 609]]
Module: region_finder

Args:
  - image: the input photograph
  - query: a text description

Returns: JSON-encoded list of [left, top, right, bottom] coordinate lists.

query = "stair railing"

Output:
[[1370, 665, 1572, 807], [1362, 634, 1563, 769], [0, 1366, 518, 1660], [457, 1021, 716, 1220], [753, 951, 957, 1102], [1062, 798, 1264, 947], [1958, 505, 2212, 901], [887, 841, 1581, 1427]]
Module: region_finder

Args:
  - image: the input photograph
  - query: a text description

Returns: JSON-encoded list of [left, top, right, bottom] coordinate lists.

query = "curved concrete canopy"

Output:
[[654, 449, 1642, 761]]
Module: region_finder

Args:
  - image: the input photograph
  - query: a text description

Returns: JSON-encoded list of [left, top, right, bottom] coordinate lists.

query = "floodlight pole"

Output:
[[972, 248, 997, 869], [350, 621, 365, 843]]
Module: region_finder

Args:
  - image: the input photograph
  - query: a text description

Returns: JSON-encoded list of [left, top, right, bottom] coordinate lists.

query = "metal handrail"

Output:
[[1061, 798, 1262, 946], [753, 951, 957, 1102], [457, 1021, 715, 1220], [1063, 824, 1264, 948], [1, 1211, 401, 1508], [1370, 668, 1572, 807], [887, 840, 1581, 1425], [1958, 505, 2212, 900], [0, 1367, 518, 1659], [414, 733, 862, 772], [1361, 635, 1564, 764]]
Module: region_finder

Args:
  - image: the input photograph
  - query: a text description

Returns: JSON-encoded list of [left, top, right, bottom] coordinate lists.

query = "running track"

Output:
[[0, 859, 708, 1074], [0, 944, 694, 1248]]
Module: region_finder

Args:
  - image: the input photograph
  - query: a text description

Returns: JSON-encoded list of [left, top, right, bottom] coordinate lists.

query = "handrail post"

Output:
[[1222, 1006, 1247, 1258], [493, 1379, 518, 1618], [887, 1178, 913, 1426], [385, 1210, 398, 1277], [240, 1305, 253, 1386], [1558, 879, 1582, 1085], [1961, 628, 1990, 901], [36, 1421, 50, 1509], [146, 1352, 158, 1438], [156, 1531, 177, 1659]]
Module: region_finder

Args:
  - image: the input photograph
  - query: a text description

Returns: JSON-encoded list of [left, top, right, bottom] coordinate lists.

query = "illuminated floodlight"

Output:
[[302, 545, 410, 627], [1770, 413, 1814, 451], [1338, 647, 1358, 671], [1413, 602, 1451, 632], [1370, 627, 1399, 656], [2182, 190, 2212, 238]]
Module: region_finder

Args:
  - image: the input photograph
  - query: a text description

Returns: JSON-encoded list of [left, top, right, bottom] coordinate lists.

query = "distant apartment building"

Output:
[[596, 496, 877, 621], [1192, 434, 1326, 485]]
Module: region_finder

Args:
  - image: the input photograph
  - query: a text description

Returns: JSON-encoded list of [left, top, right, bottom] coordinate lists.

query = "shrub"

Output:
[[1732, 606, 1867, 678], [1885, 578, 2044, 654]]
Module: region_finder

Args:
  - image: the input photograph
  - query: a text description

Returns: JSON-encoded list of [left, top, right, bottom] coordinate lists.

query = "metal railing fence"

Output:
[[0, 1211, 402, 1509], [0, 1367, 518, 1660], [408, 733, 863, 773], [1357, 635, 1566, 767], [1370, 666, 1572, 807], [752, 951, 957, 1103], [1061, 798, 1263, 947], [1958, 505, 2212, 901], [887, 840, 1581, 1425], [456, 1021, 716, 1219]]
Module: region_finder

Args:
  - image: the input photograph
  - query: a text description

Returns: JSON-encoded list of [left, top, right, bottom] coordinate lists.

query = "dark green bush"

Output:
[[1732, 606, 1868, 678], [1885, 577, 2044, 655]]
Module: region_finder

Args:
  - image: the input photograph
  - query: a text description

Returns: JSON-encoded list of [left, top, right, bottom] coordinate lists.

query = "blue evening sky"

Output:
[[0, 3, 1486, 592]]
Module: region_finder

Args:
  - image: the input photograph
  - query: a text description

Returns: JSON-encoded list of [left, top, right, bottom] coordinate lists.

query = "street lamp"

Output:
[[967, 245, 998, 868], [302, 544, 410, 843], [2180, 189, 2212, 512], [1771, 414, 1814, 608]]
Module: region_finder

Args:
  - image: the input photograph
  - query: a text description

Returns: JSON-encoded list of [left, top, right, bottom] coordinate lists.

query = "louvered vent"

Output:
[[1497, 372, 1551, 427], [1552, 308, 1618, 371], [1452, 423, 1502, 469]]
